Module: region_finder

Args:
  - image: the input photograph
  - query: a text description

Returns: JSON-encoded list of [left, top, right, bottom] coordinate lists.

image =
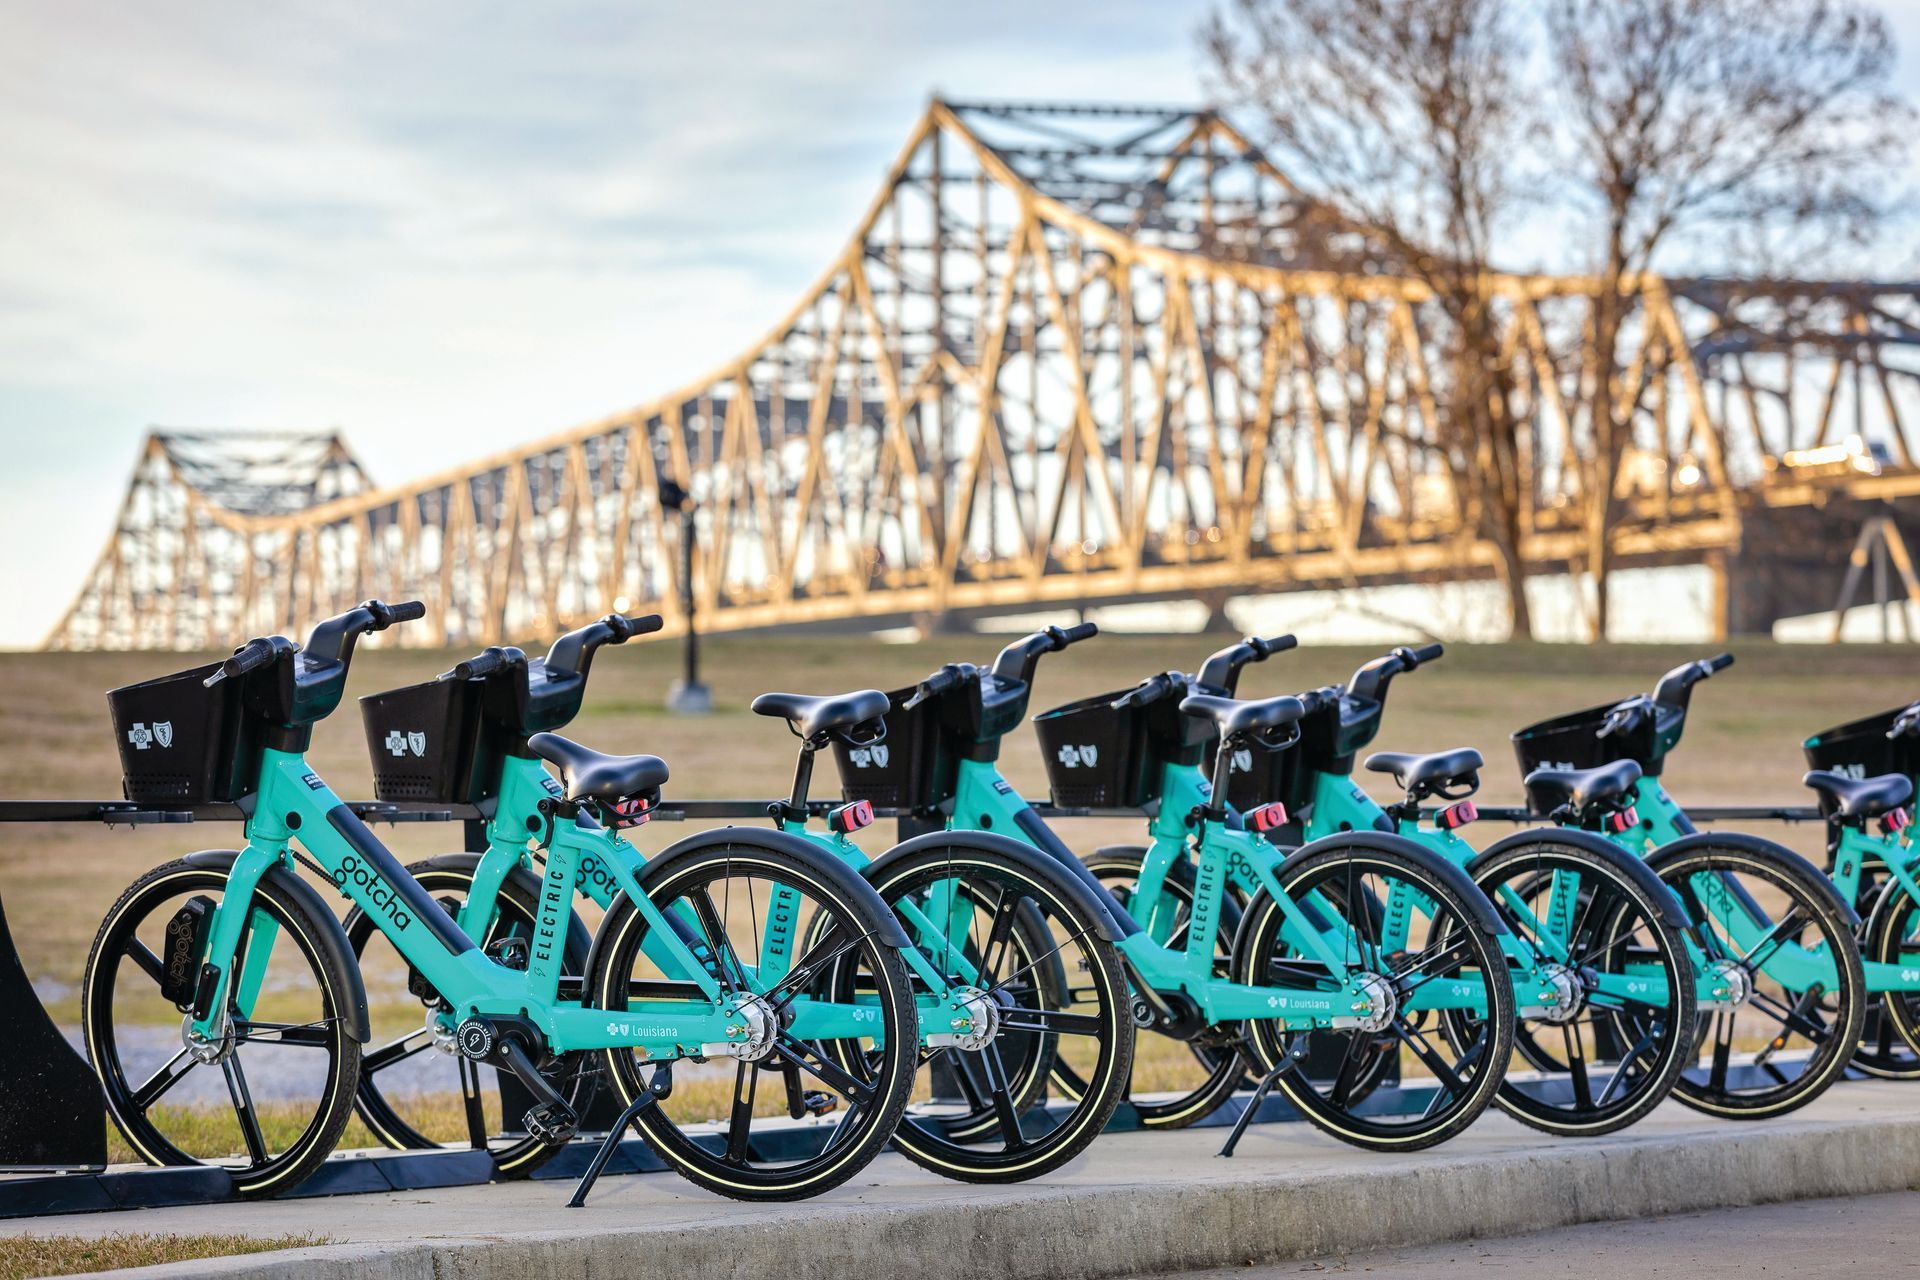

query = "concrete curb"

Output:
[[62, 1099, 1920, 1280]]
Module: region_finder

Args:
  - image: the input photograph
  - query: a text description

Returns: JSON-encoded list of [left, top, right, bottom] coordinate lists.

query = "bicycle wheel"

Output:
[[343, 853, 597, 1178], [82, 855, 361, 1197], [586, 836, 917, 1200], [1861, 875, 1920, 1071], [1459, 834, 1696, 1136], [1232, 834, 1515, 1151], [1057, 844, 1244, 1129], [1656, 838, 1865, 1118], [851, 838, 1133, 1182]]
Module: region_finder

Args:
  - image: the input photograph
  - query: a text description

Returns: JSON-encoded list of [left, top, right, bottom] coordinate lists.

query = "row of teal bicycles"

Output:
[[79, 600, 1920, 1204]]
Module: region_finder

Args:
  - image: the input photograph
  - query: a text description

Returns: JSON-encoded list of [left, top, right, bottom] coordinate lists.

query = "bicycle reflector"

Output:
[[607, 796, 651, 828], [1884, 807, 1912, 837], [1246, 801, 1288, 833], [1603, 805, 1640, 834], [829, 799, 875, 834], [1436, 800, 1478, 830]]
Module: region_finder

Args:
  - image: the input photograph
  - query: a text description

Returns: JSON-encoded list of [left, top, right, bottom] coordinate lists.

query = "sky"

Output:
[[1, 1, 1917, 647]]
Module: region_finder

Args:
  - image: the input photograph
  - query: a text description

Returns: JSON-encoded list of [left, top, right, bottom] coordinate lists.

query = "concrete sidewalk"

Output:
[[7, 1083, 1920, 1280]]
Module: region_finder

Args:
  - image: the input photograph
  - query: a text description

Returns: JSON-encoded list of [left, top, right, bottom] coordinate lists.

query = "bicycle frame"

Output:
[[948, 757, 1486, 1025], [1296, 772, 1678, 1014], [450, 754, 999, 1040], [192, 748, 878, 1062], [1614, 775, 1917, 996]]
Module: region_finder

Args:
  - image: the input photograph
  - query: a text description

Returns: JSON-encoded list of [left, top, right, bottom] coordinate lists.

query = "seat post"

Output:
[[786, 743, 817, 817]]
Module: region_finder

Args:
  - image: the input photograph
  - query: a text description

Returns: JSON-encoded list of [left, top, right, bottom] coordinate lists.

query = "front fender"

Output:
[[1646, 830, 1860, 930], [1277, 829, 1509, 938], [867, 829, 1126, 942], [644, 826, 912, 948], [1474, 827, 1693, 933], [182, 849, 371, 1043]]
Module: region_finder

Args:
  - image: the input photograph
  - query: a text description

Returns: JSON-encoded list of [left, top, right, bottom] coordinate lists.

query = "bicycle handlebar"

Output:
[[1651, 652, 1733, 709], [443, 646, 526, 682], [546, 613, 663, 681], [903, 662, 974, 710], [988, 621, 1099, 686], [1890, 702, 1920, 740], [1197, 634, 1297, 695], [202, 598, 424, 687], [1348, 641, 1445, 705], [1112, 671, 1181, 711]]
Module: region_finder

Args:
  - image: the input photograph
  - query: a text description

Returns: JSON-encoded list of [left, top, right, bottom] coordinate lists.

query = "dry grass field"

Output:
[[5, 631, 1909, 1018]]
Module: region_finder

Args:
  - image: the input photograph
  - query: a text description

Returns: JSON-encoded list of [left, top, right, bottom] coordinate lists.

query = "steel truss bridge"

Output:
[[47, 100, 1920, 650]]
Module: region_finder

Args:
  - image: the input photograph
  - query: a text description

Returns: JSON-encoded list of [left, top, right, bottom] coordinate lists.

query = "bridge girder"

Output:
[[46, 100, 1920, 650]]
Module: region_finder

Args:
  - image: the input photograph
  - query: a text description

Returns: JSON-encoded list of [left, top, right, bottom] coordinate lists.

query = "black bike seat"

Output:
[[1178, 692, 1307, 738], [1364, 747, 1483, 792], [527, 732, 669, 803], [750, 689, 889, 739], [1803, 770, 1913, 820], [1524, 759, 1642, 815]]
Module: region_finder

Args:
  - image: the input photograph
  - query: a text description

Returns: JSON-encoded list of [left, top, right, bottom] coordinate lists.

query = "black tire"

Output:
[[342, 853, 597, 1179], [1232, 835, 1515, 1152], [854, 840, 1133, 1182], [1861, 875, 1920, 1071], [1460, 835, 1697, 1137], [1060, 845, 1244, 1129], [1657, 841, 1866, 1119], [83, 858, 361, 1198], [586, 837, 918, 1200]]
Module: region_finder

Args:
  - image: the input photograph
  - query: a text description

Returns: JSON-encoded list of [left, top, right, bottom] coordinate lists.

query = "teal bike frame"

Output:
[[454, 754, 1010, 1041], [192, 748, 881, 1064], [954, 756, 1491, 1024]]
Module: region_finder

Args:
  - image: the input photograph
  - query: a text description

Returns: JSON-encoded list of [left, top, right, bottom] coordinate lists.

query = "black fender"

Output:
[[350, 851, 595, 965], [1473, 827, 1693, 933], [1276, 829, 1509, 938], [182, 849, 371, 1043], [637, 825, 913, 948], [1646, 830, 1860, 930], [866, 828, 1126, 942]]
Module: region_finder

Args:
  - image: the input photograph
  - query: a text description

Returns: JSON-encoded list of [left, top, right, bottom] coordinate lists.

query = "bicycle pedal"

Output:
[[799, 1090, 838, 1118], [523, 1101, 578, 1146]]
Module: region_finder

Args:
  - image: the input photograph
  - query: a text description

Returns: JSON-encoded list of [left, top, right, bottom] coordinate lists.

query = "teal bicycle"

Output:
[[82, 602, 921, 1199], [345, 617, 1133, 1185], [1803, 699, 1920, 1077], [1512, 655, 1868, 1119], [1112, 637, 1698, 1138], [838, 625, 1518, 1152]]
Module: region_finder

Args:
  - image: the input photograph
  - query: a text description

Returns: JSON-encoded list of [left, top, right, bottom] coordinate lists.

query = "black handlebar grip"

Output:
[[226, 637, 277, 675], [451, 646, 520, 680], [1410, 642, 1445, 665], [615, 613, 665, 639], [1059, 622, 1099, 646], [1706, 653, 1734, 673], [1262, 634, 1299, 655], [387, 600, 426, 624]]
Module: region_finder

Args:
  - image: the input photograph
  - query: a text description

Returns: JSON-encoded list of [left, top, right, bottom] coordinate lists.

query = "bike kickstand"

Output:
[[566, 1091, 657, 1208], [1219, 1041, 1308, 1159]]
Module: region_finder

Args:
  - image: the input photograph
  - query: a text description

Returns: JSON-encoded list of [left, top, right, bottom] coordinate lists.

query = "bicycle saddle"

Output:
[[527, 732, 669, 802], [1524, 759, 1641, 815], [1178, 692, 1307, 738], [1364, 747, 1482, 793], [1802, 770, 1913, 820], [750, 688, 890, 739]]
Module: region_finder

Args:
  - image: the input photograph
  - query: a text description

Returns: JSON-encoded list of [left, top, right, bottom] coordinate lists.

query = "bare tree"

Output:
[[1204, 0, 1544, 637], [1548, 0, 1911, 639]]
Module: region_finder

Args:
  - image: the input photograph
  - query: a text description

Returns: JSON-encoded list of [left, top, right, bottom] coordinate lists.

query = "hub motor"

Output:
[[1534, 962, 1587, 1025], [703, 993, 778, 1061], [928, 986, 1002, 1052]]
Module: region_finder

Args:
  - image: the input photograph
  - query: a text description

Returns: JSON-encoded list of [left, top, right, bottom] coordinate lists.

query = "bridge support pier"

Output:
[[1709, 503, 1917, 638]]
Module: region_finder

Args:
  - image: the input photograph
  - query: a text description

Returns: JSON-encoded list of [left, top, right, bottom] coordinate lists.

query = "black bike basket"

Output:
[[1203, 733, 1313, 813], [1513, 702, 1659, 779], [107, 662, 261, 804], [1036, 694, 1167, 805], [358, 677, 500, 803], [830, 687, 958, 813], [1804, 706, 1920, 786]]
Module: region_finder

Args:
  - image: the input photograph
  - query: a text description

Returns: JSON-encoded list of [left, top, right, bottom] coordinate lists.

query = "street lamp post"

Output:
[[659, 478, 711, 714]]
